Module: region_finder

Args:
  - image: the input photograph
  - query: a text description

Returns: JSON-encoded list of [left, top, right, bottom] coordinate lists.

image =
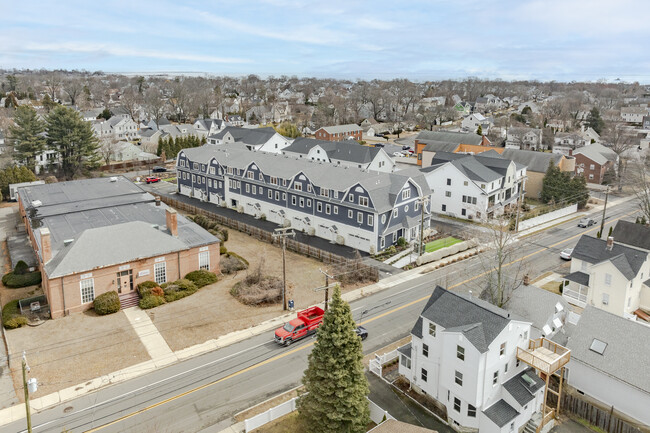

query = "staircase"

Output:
[[524, 412, 542, 433], [119, 292, 140, 309]]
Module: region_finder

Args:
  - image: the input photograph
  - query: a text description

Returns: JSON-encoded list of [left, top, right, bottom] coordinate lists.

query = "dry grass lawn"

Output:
[[150, 229, 342, 352], [7, 310, 150, 400]]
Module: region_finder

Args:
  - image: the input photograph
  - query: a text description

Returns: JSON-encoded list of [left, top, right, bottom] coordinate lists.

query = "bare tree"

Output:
[[629, 157, 650, 222], [144, 87, 167, 127], [468, 217, 531, 308], [62, 78, 83, 106], [45, 72, 61, 101], [602, 125, 636, 191], [120, 87, 141, 122], [99, 137, 120, 165]]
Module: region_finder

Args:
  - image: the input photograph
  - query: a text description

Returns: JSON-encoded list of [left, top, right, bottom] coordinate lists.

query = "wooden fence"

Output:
[[160, 196, 379, 279], [99, 158, 162, 171], [555, 390, 646, 433]]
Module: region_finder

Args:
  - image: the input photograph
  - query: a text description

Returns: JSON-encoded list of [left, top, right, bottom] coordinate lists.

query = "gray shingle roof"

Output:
[[420, 141, 461, 153], [417, 286, 511, 353], [572, 235, 648, 280], [429, 152, 504, 183], [501, 148, 563, 173], [180, 144, 429, 213], [506, 285, 571, 335], [211, 126, 280, 145], [483, 399, 519, 427], [566, 306, 650, 394], [564, 271, 590, 286], [573, 143, 617, 165], [397, 343, 411, 358], [611, 220, 650, 251], [411, 317, 423, 338], [416, 130, 483, 146], [319, 124, 361, 134], [18, 176, 218, 276], [503, 368, 545, 406], [284, 137, 380, 164]]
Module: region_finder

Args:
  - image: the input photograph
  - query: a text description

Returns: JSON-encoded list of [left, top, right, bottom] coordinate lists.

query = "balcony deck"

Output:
[[516, 338, 570, 374]]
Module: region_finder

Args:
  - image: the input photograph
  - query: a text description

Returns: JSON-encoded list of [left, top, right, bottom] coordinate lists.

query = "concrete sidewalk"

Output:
[[123, 308, 178, 367]]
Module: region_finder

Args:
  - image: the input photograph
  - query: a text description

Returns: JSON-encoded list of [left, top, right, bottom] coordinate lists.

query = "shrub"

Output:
[[226, 251, 249, 266], [397, 237, 407, 247], [230, 277, 283, 305], [2, 300, 28, 329], [137, 281, 160, 297], [139, 295, 166, 309], [162, 279, 198, 302], [184, 270, 218, 288], [220, 245, 227, 255], [14, 260, 29, 275], [221, 255, 248, 274], [2, 270, 42, 288], [93, 291, 121, 315], [151, 286, 164, 297]]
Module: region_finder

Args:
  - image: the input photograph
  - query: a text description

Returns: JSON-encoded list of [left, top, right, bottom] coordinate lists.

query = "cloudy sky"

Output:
[[3, 0, 650, 82]]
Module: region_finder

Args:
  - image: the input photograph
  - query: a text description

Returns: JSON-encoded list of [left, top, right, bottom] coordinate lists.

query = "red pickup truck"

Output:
[[274, 306, 324, 346]]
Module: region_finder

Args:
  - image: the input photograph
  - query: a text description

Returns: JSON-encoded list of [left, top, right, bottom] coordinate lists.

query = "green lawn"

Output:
[[425, 236, 462, 253]]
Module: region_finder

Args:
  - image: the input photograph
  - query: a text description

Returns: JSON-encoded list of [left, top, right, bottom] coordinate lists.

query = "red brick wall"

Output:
[[574, 154, 610, 184]]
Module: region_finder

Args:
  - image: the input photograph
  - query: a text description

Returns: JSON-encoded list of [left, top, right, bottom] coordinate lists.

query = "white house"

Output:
[[620, 106, 649, 123], [207, 126, 290, 154], [505, 128, 543, 151], [461, 113, 491, 135], [398, 287, 553, 433], [421, 151, 526, 221], [559, 306, 650, 426], [107, 141, 158, 162], [193, 119, 229, 138], [282, 137, 396, 173], [91, 116, 140, 141], [35, 149, 60, 174], [563, 235, 650, 320]]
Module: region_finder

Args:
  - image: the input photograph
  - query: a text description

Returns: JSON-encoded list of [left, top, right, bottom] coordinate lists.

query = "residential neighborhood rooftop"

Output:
[[572, 235, 648, 280]]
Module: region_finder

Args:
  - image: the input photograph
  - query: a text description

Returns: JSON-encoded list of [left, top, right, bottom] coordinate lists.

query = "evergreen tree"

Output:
[[586, 107, 605, 134], [98, 108, 112, 120], [9, 105, 47, 173], [201, 136, 207, 145], [476, 124, 483, 136], [46, 106, 101, 179], [298, 286, 370, 433], [157, 136, 164, 156], [541, 161, 589, 208], [41, 94, 58, 112]]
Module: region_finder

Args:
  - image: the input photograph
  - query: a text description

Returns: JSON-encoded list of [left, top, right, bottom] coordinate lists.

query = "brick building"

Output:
[[414, 130, 490, 166], [572, 143, 617, 184], [17, 177, 220, 318], [313, 124, 362, 142]]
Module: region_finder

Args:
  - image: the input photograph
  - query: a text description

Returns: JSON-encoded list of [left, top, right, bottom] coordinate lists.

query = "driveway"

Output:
[[367, 373, 454, 433], [550, 416, 594, 433]]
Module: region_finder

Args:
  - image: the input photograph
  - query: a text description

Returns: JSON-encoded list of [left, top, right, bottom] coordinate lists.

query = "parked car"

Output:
[[560, 248, 574, 260], [152, 166, 167, 173], [401, 145, 411, 151], [578, 218, 597, 228], [274, 306, 324, 346], [355, 326, 368, 341], [145, 176, 161, 184], [374, 143, 385, 148], [393, 151, 404, 157]]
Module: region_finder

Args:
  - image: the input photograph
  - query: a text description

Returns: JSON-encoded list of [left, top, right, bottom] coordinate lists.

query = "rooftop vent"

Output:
[[109, 176, 118, 182], [31, 200, 42, 207], [63, 239, 74, 246]]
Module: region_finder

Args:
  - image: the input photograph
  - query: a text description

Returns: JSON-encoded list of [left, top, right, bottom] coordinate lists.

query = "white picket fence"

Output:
[[244, 396, 394, 431], [518, 203, 578, 231]]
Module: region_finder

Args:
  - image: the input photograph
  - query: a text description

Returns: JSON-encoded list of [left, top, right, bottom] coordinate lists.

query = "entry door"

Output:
[[117, 270, 134, 294]]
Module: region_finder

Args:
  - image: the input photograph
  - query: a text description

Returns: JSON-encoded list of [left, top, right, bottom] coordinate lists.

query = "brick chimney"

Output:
[[606, 236, 614, 251], [166, 209, 178, 237], [155, 196, 161, 206], [40, 227, 52, 263]]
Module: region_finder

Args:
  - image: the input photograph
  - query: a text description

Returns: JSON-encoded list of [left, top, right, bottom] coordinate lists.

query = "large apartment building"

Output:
[[176, 144, 430, 253]]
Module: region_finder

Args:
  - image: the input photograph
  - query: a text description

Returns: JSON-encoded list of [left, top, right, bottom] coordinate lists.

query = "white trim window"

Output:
[[80, 278, 95, 304], [154, 262, 167, 284], [359, 197, 369, 207], [199, 251, 210, 271], [402, 189, 410, 200]]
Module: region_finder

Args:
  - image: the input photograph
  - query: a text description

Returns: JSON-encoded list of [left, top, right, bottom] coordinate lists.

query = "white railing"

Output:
[[369, 349, 399, 377], [244, 396, 393, 432]]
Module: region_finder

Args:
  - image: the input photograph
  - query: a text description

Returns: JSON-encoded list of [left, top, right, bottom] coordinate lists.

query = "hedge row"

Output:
[[93, 291, 121, 315], [2, 271, 42, 288], [184, 270, 218, 288], [2, 300, 28, 329]]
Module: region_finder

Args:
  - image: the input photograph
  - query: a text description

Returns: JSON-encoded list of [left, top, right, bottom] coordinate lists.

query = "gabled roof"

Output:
[[572, 235, 648, 280], [429, 152, 506, 183], [506, 284, 571, 335], [211, 126, 279, 145], [284, 137, 381, 165], [565, 306, 650, 394], [573, 143, 617, 165], [416, 286, 511, 353], [416, 130, 483, 146], [501, 148, 563, 173], [503, 368, 545, 406], [611, 220, 650, 251], [318, 123, 361, 134]]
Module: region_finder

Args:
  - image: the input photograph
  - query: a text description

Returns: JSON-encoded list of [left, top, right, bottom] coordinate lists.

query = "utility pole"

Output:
[[418, 196, 430, 256], [599, 185, 610, 238], [22, 351, 36, 433], [273, 228, 295, 311], [514, 177, 526, 233], [318, 268, 335, 310]]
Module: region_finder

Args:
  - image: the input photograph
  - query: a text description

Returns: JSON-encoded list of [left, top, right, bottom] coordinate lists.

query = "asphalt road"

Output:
[[4, 198, 640, 433]]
